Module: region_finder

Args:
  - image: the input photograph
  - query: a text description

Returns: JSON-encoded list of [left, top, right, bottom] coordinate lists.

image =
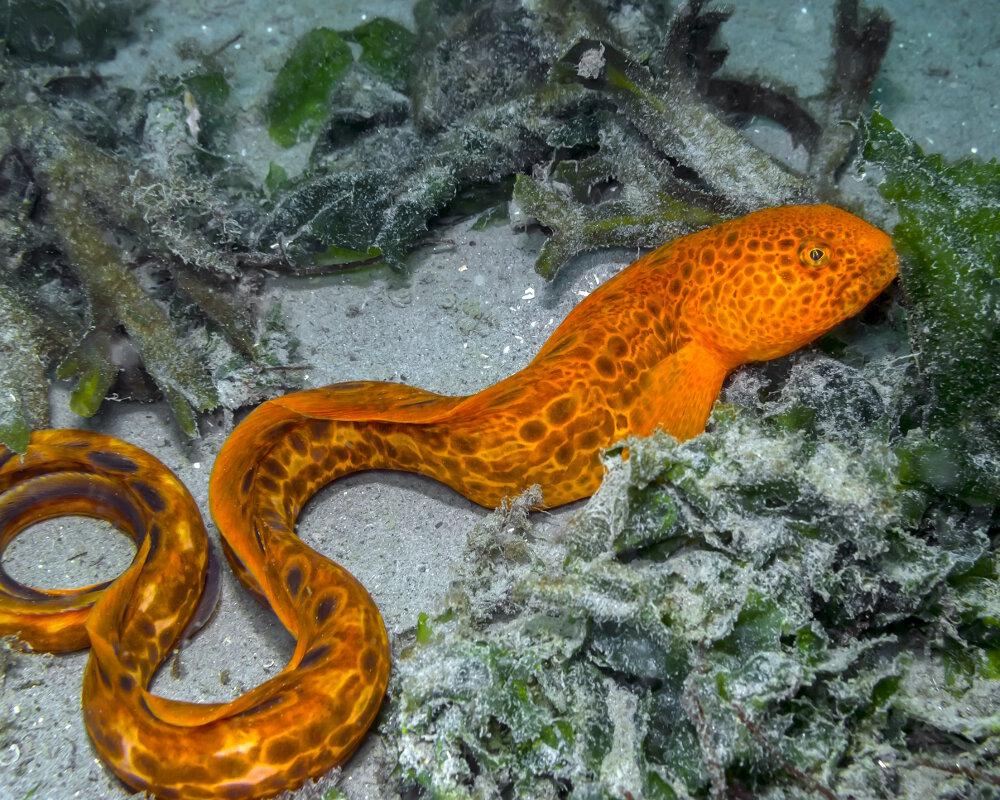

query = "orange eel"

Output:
[[0, 205, 898, 798]]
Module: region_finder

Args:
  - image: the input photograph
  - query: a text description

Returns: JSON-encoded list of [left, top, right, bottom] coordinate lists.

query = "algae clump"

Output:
[[0, 95, 299, 450], [862, 109, 1000, 501], [345, 17, 418, 93], [267, 28, 353, 148], [260, 0, 892, 278]]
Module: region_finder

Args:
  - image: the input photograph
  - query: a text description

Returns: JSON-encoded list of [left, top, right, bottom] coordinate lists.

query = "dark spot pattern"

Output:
[[285, 566, 302, 598], [87, 450, 139, 473], [316, 596, 337, 623], [131, 481, 166, 513], [299, 644, 330, 669], [234, 694, 287, 718]]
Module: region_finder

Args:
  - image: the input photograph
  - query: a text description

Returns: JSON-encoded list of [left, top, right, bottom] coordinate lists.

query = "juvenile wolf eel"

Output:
[[0, 204, 899, 798]]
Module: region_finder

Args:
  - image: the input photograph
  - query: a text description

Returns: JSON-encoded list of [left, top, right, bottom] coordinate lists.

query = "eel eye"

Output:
[[799, 244, 829, 268]]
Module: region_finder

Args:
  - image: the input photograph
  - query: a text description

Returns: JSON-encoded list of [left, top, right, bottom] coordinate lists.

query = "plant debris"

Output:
[[0, 93, 297, 451], [261, 0, 893, 277]]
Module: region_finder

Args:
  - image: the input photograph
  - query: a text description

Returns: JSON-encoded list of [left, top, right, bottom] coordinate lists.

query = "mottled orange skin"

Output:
[[0, 205, 898, 799]]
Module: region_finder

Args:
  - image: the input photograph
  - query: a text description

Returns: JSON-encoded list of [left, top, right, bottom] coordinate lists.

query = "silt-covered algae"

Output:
[[862, 109, 1000, 504], [259, 0, 890, 277]]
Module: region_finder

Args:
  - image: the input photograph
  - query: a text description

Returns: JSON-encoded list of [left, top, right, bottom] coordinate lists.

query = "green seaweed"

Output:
[[266, 28, 353, 148], [345, 17, 418, 93], [265, 162, 289, 198], [181, 72, 231, 148], [182, 72, 230, 107], [511, 170, 723, 280], [861, 109, 1000, 500], [260, 81, 594, 268], [51, 185, 220, 426], [56, 330, 118, 419], [567, 41, 809, 211]]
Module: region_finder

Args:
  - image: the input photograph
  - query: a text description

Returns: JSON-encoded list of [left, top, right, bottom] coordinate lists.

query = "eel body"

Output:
[[0, 204, 899, 798]]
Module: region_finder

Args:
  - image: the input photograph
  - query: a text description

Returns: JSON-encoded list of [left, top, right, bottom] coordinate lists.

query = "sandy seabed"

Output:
[[2, 1, 998, 798]]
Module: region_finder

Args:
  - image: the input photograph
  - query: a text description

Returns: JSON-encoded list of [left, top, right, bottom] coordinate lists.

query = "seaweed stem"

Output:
[[681, 650, 728, 800], [567, 39, 810, 210], [913, 759, 1000, 788], [732, 703, 840, 800]]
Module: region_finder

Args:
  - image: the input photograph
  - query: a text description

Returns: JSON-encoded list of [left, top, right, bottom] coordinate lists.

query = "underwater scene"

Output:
[[1, 0, 998, 798]]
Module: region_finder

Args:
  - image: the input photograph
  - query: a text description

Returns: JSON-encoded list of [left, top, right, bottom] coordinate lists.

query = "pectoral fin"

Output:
[[629, 340, 730, 441]]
